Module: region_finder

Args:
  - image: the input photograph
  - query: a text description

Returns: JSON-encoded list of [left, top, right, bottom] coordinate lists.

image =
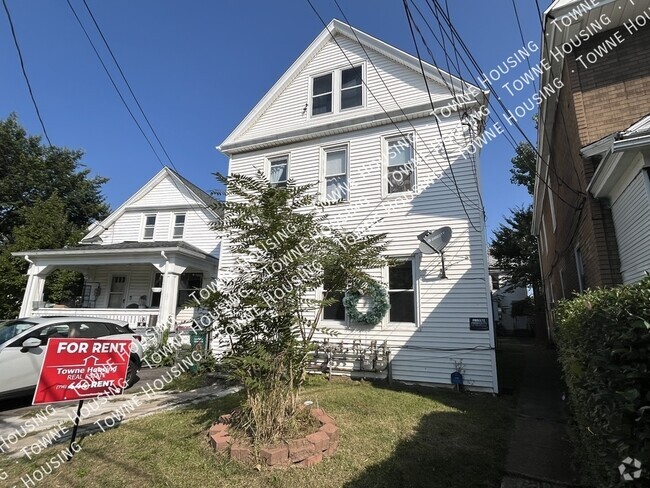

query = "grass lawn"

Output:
[[0, 377, 514, 488]]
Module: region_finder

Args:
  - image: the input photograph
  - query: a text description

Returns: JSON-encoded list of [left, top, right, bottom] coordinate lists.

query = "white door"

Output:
[[108, 275, 128, 308], [0, 323, 70, 394]]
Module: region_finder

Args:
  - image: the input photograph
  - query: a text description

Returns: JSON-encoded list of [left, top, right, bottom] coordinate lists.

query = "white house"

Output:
[[13, 167, 220, 329], [217, 20, 498, 392]]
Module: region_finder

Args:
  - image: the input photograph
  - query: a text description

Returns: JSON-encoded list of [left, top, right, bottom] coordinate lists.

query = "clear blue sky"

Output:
[[0, 0, 543, 238]]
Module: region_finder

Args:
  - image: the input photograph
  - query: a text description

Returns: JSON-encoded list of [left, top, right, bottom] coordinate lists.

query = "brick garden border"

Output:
[[207, 408, 339, 468]]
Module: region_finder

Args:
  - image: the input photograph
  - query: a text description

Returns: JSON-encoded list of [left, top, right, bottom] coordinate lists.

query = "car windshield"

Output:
[[0, 320, 36, 346]]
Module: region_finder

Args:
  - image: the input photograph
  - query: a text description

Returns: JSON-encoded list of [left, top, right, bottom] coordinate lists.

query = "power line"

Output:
[[427, 0, 582, 201], [2, 0, 52, 146], [65, 0, 216, 226], [80, 0, 177, 172], [510, 0, 538, 93], [326, 0, 483, 220], [402, 0, 479, 232], [423, 0, 584, 209]]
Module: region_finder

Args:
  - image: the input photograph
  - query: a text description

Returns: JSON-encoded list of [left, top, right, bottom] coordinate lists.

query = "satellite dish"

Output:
[[418, 227, 452, 255]]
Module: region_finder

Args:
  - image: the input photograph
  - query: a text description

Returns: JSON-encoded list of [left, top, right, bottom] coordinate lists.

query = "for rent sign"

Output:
[[33, 338, 131, 405]]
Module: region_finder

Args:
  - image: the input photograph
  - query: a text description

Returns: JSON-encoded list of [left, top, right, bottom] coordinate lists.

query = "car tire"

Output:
[[125, 359, 139, 389]]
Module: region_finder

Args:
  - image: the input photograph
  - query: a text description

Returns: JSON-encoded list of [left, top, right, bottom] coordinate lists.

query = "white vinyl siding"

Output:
[[240, 35, 453, 142], [90, 176, 220, 258], [611, 170, 650, 284], [220, 114, 495, 391]]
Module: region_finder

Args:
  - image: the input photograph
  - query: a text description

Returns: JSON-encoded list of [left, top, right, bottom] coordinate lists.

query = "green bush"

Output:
[[555, 277, 650, 487]]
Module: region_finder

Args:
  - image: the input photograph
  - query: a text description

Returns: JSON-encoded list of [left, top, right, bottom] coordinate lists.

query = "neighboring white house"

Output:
[[583, 114, 650, 284], [488, 257, 531, 334], [217, 20, 498, 392], [13, 167, 220, 329]]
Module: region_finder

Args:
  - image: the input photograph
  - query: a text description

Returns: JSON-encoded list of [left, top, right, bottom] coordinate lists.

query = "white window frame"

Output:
[[308, 63, 366, 119], [171, 213, 186, 240], [382, 132, 417, 197], [320, 276, 347, 325], [141, 214, 157, 241], [267, 154, 290, 187], [339, 64, 365, 113], [383, 254, 420, 328], [321, 143, 350, 203], [559, 268, 566, 299], [310, 71, 334, 117]]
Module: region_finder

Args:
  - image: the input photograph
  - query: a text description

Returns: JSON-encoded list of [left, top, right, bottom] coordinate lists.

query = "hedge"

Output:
[[555, 276, 650, 487]]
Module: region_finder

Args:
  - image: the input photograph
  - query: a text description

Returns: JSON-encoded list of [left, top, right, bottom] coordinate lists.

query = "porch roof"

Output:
[[12, 241, 219, 269]]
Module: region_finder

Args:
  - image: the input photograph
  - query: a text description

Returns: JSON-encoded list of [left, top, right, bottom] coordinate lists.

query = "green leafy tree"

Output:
[[203, 172, 389, 443], [0, 114, 109, 317], [491, 140, 546, 338], [509, 142, 535, 196]]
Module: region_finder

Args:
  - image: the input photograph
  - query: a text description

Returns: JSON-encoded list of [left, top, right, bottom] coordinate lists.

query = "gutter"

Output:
[[219, 97, 485, 155], [11, 246, 218, 262]]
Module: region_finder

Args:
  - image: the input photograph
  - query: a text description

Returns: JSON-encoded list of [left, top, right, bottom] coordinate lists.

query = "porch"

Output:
[[12, 241, 219, 330]]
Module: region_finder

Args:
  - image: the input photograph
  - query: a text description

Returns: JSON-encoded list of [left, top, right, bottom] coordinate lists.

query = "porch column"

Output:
[[157, 260, 186, 330], [19, 262, 50, 317]]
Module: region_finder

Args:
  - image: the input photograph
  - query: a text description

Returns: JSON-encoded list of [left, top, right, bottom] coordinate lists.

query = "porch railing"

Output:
[[31, 308, 158, 328]]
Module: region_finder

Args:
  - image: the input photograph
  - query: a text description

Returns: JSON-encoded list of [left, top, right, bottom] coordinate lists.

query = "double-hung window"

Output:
[[322, 270, 345, 321], [388, 260, 416, 324], [341, 66, 362, 110], [323, 146, 349, 202], [312, 74, 333, 116], [172, 214, 185, 239], [269, 156, 289, 187], [143, 214, 156, 240], [311, 65, 363, 116], [386, 134, 415, 193]]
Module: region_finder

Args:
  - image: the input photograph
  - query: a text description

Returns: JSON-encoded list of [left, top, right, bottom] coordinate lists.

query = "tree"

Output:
[[203, 172, 389, 444], [0, 114, 109, 238], [509, 142, 536, 196], [491, 140, 546, 339], [0, 114, 109, 317], [491, 205, 540, 293]]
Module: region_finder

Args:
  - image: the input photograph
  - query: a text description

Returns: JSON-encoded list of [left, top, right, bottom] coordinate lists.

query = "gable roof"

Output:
[[218, 19, 482, 152], [81, 167, 219, 243]]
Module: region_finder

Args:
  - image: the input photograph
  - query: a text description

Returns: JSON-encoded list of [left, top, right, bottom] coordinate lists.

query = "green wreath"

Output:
[[343, 280, 390, 326]]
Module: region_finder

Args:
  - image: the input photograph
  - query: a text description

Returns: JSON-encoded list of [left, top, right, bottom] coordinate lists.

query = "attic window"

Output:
[[341, 66, 362, 109], [143, 215, 156, 240], [312, 74, 332, 115], [172, 213, 185, 239]]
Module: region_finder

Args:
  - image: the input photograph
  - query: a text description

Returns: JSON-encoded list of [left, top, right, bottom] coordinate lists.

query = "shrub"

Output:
[[555, 277, 650, 487]]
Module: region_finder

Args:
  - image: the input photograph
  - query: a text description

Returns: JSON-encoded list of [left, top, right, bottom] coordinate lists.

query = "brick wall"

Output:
[[572, 21, 650, 146]]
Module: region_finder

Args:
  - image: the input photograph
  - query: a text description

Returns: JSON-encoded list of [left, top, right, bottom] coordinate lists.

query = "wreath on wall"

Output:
[[343, 280, 390, 326]]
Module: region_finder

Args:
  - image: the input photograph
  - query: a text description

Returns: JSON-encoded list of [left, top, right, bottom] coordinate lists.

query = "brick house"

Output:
[[532, 0, 650, 337]]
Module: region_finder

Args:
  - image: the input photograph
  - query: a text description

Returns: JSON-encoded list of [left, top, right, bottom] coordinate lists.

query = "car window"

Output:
[[9, 323, 70, 347], [0, 320, 36, 346], [69, 322, 111, 338]]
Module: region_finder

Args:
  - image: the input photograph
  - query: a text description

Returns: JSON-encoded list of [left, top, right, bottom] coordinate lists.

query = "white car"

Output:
[[0, 316, 144, 400]]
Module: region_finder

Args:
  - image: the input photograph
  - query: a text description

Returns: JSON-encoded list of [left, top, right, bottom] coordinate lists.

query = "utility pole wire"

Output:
[[2, 0, 52, 146]]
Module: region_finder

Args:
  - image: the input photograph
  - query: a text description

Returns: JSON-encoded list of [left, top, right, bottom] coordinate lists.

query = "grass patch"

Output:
[[161, 372, 222, 392], [0, 378, 514, 488]]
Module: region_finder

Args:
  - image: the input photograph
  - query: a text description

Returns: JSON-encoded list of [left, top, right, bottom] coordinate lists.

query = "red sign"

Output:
[[33, 338, 131, 405]]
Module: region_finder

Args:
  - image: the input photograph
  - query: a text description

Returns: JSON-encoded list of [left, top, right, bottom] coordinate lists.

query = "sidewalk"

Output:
[[497, 337, 582, 488], [0, 381, 240, 458]]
